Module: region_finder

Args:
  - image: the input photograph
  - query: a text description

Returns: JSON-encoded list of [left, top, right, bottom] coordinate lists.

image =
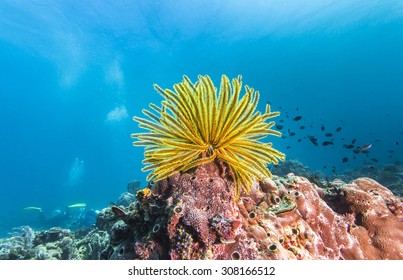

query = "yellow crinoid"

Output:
[[131, 75, 285, 198]]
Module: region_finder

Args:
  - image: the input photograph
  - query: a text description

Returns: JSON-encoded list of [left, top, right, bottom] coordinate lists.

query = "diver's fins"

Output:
[[67, 203, 87, 208], [23, 207, 43, 212]]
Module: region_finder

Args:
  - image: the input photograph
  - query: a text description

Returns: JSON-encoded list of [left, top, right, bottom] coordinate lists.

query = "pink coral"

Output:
[[103, 161, 403, 260]]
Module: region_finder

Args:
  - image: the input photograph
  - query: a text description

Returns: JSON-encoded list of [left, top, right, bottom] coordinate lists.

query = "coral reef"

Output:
[[273, 159, 403, 196], [116, 192, 136, 207], [0, 226, 109, 260], [2, 163, 402, 260], [115, 180, 141, 207], [0, 226, 35, 260], [340, 162, 403, 196], [127, 180, 141, 195], [131, 74, 285, 197], [272, 159, 318, 178], [101, 160, 403, 260]]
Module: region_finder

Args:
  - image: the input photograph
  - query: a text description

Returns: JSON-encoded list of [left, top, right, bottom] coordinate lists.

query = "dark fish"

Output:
[[308, 135, 318, 146], [300, 126, 305, 130], [296, 107, 299, 111], [286, 146, 291, 149], [336, 127, 342, 132], [371, 158, 378, 162], [343, 144, 354, 149], [325, 133, 333, 137], [342, 157, 349, 163], [293, 116, 302, 121], [321, 125, 325, 131], [279, 119, 284, 123], [332, 167, 336, 173], [322, 141, 334, 146], [352, 139, 356, 144], [297, 139, 302, 142], [388, 150, 394, 153], [276, 124, 283, 130], [289, 132, 296, 136], [396, 141, 400, 145]]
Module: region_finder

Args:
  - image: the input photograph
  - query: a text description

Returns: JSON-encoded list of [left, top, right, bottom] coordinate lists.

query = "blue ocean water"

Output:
[[0, 1, 402, 237]]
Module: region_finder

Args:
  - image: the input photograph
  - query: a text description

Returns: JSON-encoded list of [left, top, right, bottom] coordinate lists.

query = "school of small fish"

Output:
[[273, 105, 401, 175]]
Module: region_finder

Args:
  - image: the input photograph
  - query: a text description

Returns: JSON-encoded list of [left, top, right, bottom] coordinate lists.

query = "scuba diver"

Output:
[[40, 207, 72, 227], [73, 208, 98, 228], [23, 206, 71, 228], [23, 203, 92, 229]]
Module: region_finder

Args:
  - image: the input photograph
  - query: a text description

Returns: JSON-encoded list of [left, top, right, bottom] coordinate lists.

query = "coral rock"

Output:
[[101, 161, 403, 260], [0, 226, 109, 260]]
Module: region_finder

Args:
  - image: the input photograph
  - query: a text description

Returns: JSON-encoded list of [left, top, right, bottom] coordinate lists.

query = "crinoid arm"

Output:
[[132, 74, 285, 198]]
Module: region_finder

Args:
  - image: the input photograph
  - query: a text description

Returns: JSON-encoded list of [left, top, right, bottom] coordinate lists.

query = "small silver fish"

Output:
[[358, 143, 372, 152]]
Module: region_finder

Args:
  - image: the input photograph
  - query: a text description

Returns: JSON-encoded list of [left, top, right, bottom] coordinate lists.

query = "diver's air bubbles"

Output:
[[67, 157, 85, 187], [106, 105, 128, 123]]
